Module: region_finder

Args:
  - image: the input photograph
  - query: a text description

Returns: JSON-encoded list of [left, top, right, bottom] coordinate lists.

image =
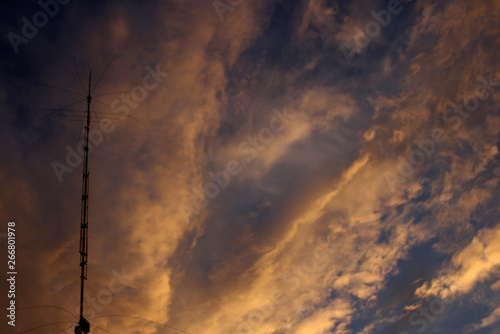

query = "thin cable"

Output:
[[74, 57, 87, 95], [90, 324, 114, 334], [94, 315, 192, 334], [38, 98, 86, 121], [54, 116, 123, 121], [91, 102, 108, 147], [92, 98, 139, 121], [35, 81, 86, 97], [93, 90, 131, 98], [76, 104, 88, 145], [57, 118, 122, 123], [19, 321, 72, 334], [61, 119, 123, 123], [43, 109, 84, 113], [19, 320, 114, 334], [55, 115, 123, 120], [17, 305, 77, 319], [84, 112, 127, 117], [91, 55, 116, 94], [54, 323, 114, 334]]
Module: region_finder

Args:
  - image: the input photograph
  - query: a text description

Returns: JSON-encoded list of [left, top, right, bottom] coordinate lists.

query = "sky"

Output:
[[0, 0, 499, 333]]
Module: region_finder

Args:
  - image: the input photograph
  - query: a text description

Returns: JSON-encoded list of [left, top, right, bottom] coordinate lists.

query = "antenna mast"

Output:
[[40, 57, 122, 333], [75, 71, 92, 334]]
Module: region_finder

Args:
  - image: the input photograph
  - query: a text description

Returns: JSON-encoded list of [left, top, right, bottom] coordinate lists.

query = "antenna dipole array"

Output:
[[75, 72, 92, 334], [39, 56, 124, 333]]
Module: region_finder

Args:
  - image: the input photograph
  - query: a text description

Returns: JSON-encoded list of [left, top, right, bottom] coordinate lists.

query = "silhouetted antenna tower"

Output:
[[38, 57, 132, 334], [75, 71, 92, 334], [33, 60, 195, 334]]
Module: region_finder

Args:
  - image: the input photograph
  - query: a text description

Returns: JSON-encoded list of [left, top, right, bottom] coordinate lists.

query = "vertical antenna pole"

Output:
[[76, 71, 91, 334]]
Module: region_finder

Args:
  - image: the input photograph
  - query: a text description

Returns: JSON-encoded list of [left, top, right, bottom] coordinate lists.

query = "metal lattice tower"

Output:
[[40, 57, 134, 334], [39, 57, 129, 333], [75, 72, 92, 334]]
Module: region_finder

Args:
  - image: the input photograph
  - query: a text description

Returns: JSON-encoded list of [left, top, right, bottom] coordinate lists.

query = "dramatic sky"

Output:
[[1, 0, 499, 334]]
